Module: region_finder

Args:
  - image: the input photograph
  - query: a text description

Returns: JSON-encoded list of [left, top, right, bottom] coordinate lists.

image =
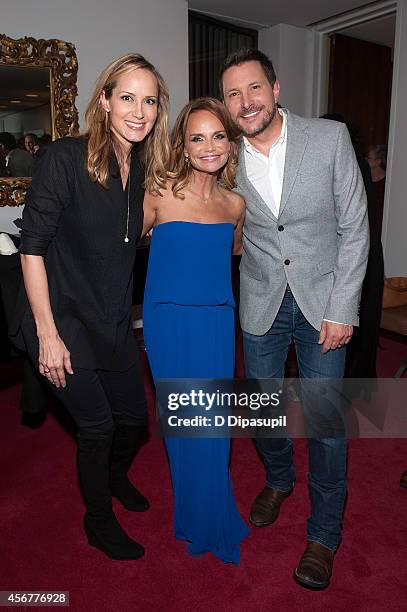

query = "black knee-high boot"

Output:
[[110, 424, 149, 512], [76, 430, 144, 560]]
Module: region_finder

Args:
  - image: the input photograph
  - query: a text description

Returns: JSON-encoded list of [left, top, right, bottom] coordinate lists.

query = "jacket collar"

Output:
[[236, 110, 308, 219], [108, 142, 144, 179]]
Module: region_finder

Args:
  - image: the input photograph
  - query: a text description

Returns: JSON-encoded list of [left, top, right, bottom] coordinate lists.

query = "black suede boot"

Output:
[[76, 430, 144, 560], [110, 424, 149, 512]]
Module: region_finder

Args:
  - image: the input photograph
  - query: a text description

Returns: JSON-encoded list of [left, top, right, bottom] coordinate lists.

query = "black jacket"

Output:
[[11, 137, 145, 370]]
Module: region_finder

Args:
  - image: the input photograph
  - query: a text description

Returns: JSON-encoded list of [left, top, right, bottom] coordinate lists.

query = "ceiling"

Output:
[[339, 13, 396, 48], [188, 0, 374, 29]]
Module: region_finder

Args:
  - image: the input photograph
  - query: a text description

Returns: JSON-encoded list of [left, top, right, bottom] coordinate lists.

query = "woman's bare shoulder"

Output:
[[220, 187, 245, 214], [144, 181, 175, 206]]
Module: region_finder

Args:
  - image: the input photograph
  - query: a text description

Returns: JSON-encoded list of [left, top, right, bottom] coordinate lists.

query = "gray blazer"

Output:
[[235, 111, 369, 335]]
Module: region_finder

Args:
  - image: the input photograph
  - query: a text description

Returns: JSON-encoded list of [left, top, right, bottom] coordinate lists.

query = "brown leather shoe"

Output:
[[401, 470, 407, 489], [293, 541, 334, 590], [249, 485, 293, 527]]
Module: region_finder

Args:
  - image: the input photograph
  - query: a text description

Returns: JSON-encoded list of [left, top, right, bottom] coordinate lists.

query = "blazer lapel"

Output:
[[279, 111, 308, 217], [236, 141, 278, 223]]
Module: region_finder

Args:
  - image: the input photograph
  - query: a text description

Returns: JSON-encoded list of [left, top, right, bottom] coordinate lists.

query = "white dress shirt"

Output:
[[243, 109, 287, 219], [243, 109, 345, 328]]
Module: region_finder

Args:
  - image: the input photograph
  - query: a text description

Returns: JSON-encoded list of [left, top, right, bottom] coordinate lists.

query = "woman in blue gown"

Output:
[[142, 98, 249, 563]]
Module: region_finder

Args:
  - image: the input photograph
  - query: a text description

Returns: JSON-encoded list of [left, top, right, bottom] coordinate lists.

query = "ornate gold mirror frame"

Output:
[[0, 34, 79, 206]]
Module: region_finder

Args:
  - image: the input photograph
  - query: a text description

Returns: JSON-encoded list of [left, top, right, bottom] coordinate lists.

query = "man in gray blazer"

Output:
[[220, 49, 369, 590]]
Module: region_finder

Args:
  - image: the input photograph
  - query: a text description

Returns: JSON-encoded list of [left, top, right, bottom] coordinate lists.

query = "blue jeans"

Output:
[[243, 290, 347, 551]]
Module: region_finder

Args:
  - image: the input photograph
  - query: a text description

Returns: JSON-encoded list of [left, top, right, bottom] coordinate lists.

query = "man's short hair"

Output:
[[218, 48, 277, 99]]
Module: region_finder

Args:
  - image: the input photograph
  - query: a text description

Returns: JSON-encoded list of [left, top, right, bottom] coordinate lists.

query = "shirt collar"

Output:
[[243, 108, 287, 157]]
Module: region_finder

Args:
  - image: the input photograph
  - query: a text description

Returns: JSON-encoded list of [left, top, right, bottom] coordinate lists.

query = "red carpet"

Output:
[[1, 333, 407, 611]]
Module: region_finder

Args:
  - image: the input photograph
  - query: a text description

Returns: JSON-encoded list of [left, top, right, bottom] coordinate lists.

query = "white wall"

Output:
[[382, 0, 407, 276], [259, 24, 315, 117], [1, 0, 189, 128]]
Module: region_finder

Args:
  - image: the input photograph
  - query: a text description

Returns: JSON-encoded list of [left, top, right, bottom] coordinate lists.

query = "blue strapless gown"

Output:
[[143, 221, 249, 564]]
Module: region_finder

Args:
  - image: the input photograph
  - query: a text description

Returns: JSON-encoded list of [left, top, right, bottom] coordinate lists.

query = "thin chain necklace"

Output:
[[124, 169, 130, 243], [187, 184, 216, 204], [113, 142, 131, 243]]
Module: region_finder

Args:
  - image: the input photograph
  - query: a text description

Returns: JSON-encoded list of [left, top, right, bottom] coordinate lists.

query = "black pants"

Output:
[[42, 360, 148, 436]]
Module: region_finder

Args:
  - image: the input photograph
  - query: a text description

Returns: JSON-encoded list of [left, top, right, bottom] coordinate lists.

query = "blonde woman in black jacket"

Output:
[[13, 53, 170, 561]]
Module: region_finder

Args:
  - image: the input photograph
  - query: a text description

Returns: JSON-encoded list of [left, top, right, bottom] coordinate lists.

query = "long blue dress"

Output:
[[143, 221, 249, 564]]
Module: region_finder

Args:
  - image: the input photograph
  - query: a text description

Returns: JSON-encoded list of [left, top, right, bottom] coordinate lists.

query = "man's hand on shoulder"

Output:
[[318, 320, 353, 354]]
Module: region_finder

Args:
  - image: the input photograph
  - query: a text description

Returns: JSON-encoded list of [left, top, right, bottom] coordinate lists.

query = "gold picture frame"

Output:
[[0, 34, 79, 206]]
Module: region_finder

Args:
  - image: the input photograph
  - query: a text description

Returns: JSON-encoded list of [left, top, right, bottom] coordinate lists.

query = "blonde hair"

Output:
[[168, 97, 240, 198], [84, 53, 170, 192]]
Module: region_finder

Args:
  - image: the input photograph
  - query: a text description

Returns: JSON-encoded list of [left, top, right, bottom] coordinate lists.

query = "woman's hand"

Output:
[[38, 333, 73, 388], [20, 254, 73, 389]]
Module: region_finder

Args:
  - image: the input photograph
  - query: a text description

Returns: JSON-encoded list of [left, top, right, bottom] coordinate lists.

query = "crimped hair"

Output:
[[84, 53, 170, 192], [168, 97, 240, 199]]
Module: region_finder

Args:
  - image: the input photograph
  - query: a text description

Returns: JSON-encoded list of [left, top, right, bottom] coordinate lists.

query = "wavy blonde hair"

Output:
[[168, 97, 240, 198], [84, 53, 170, 192]]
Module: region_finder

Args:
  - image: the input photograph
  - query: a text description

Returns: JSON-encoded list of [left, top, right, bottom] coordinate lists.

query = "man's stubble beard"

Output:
[[235, 104, 277, 138]]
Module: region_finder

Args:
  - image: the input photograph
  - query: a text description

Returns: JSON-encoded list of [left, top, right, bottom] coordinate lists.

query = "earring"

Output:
[[184, 153, 190, 167]]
